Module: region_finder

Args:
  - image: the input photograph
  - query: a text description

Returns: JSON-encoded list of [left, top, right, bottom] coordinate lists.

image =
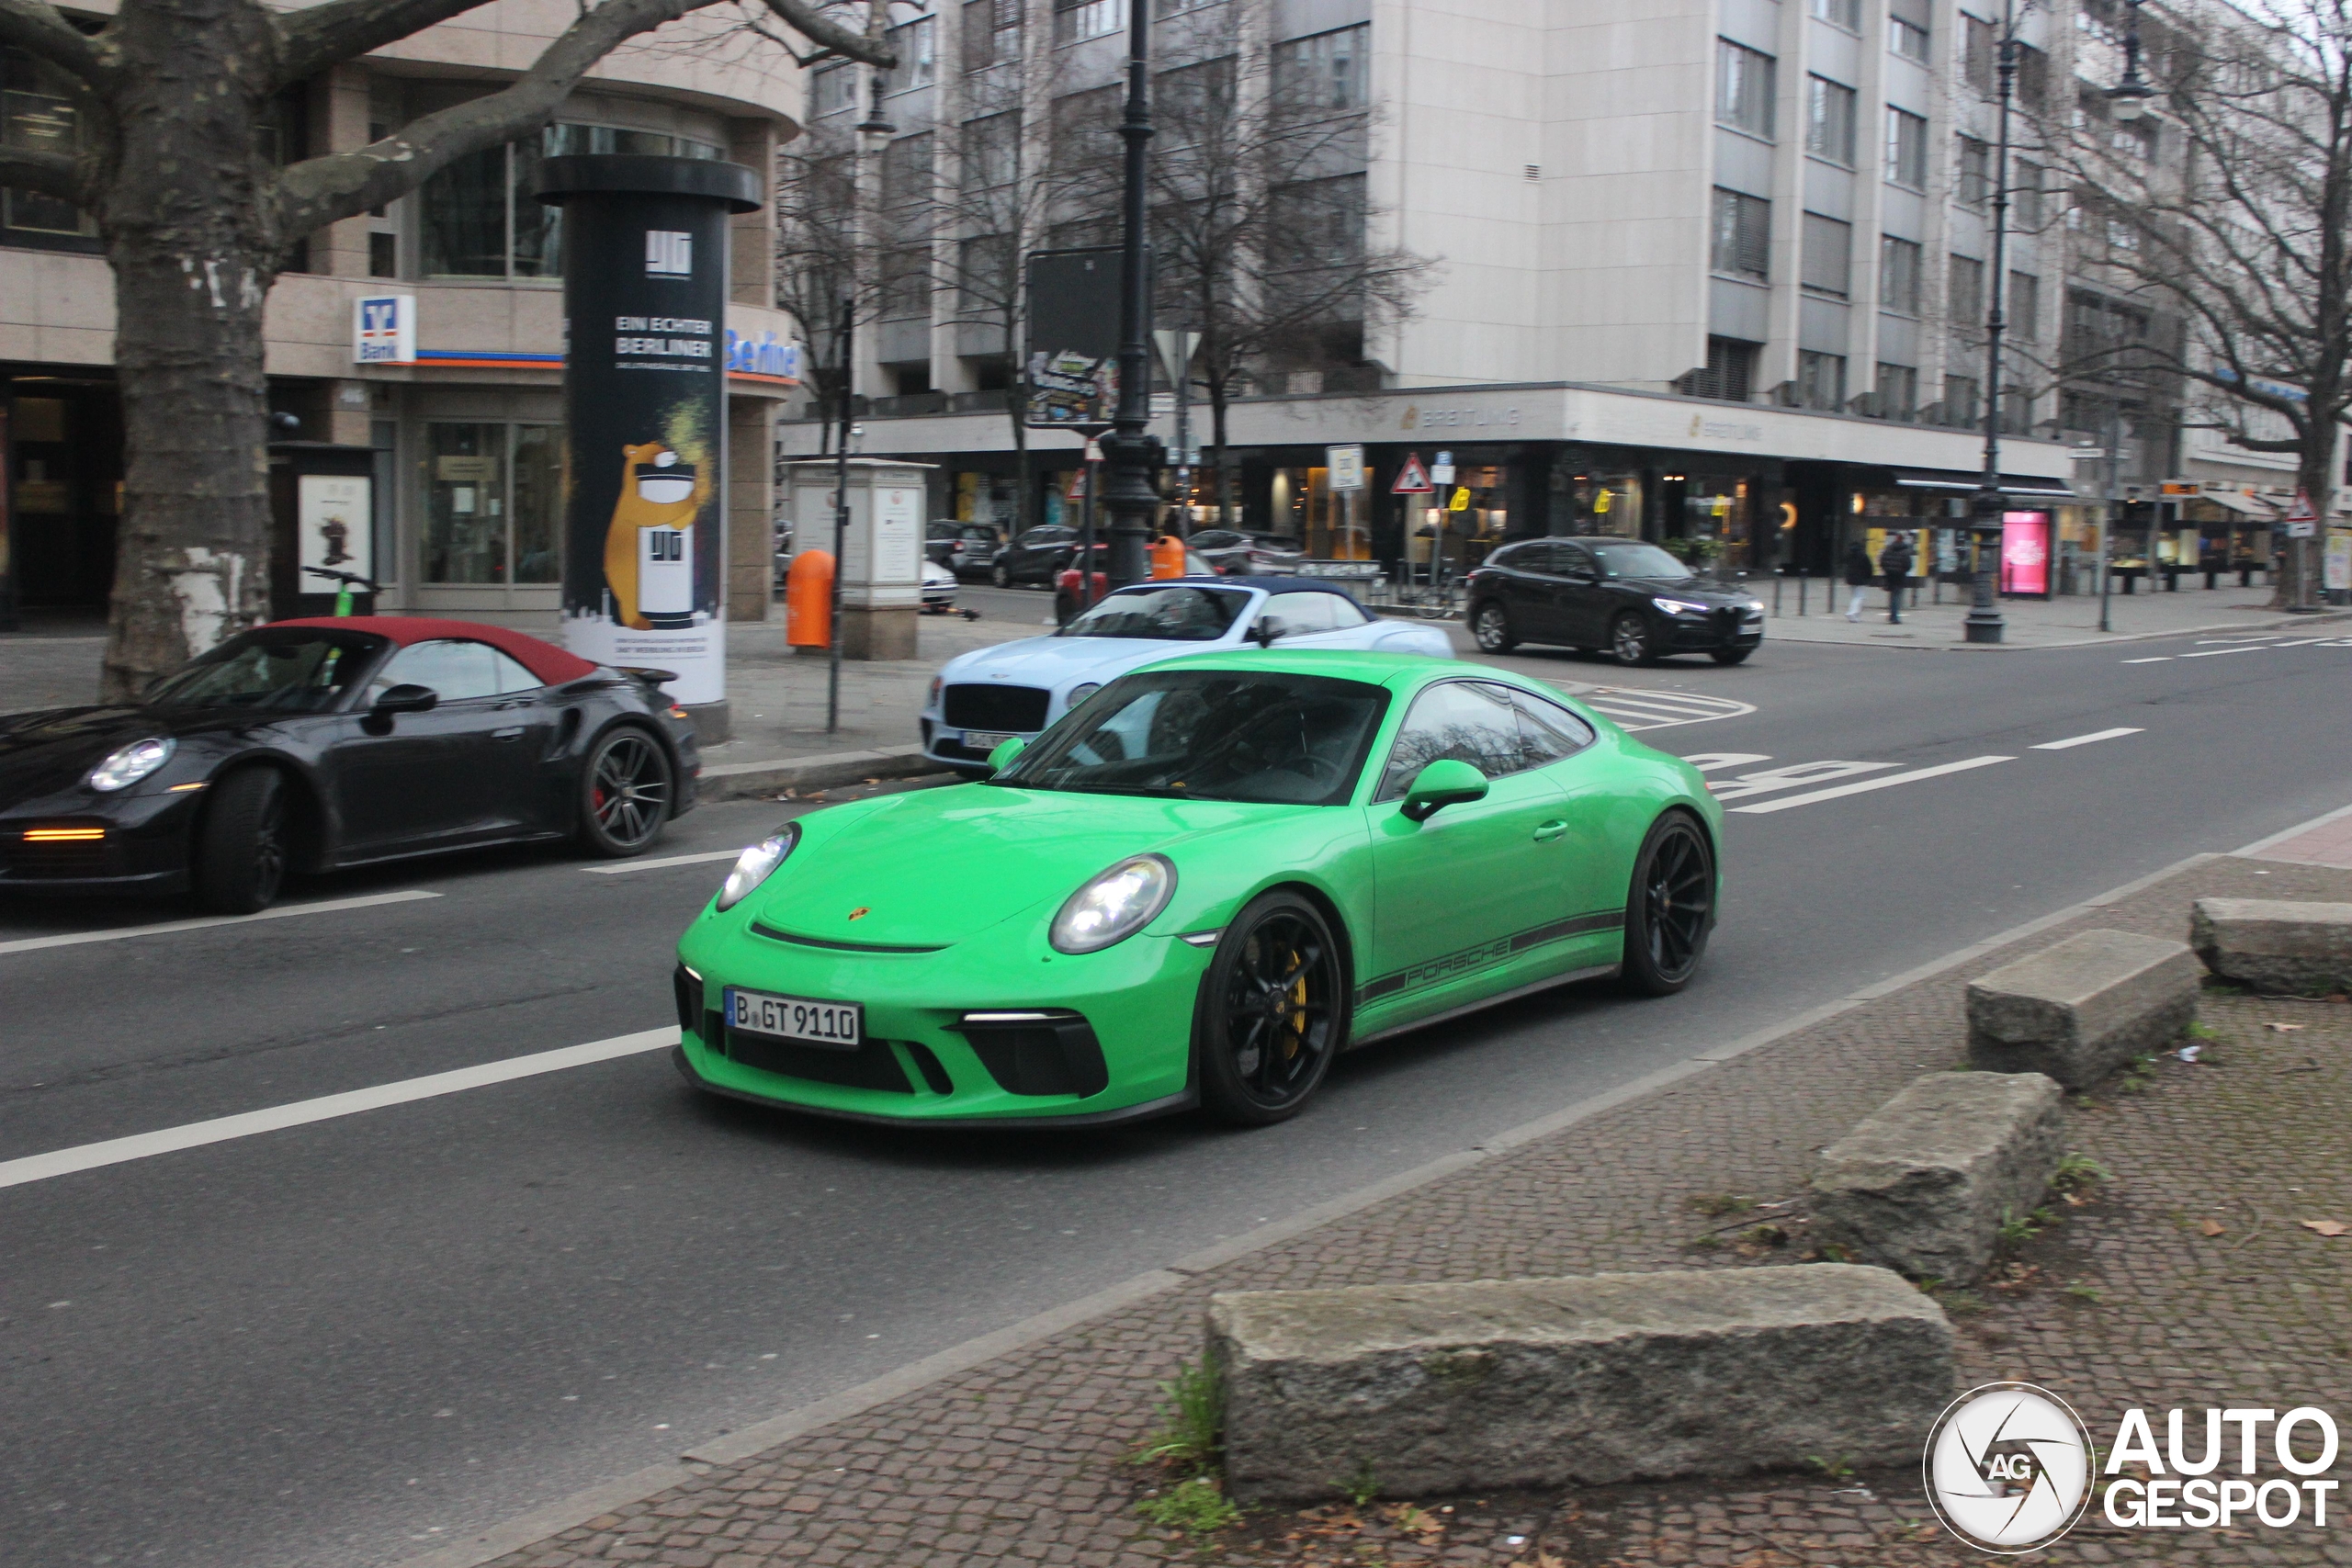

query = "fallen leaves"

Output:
[[2262, 1021, 2307, 1032], [2199, 1218, 2228, 1237], [2300, 1219, 2348, 1237]]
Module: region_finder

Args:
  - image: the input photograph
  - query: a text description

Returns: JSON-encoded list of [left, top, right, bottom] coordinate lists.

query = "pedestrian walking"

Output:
[[1843, 539, 1874, 622], [2200, 541, 2223, 591], [1879, 532, 1915, 624], [2233, 538, 2256, 587]]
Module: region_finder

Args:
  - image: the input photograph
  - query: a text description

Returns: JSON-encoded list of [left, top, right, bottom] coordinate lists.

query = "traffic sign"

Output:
[[1447, 486, 1472, 513], [1327, 443, 1365, 492], [2285, 489, 2319, 538], [1431, 450, 1456, 486], [1391, 453, 1434, 493]]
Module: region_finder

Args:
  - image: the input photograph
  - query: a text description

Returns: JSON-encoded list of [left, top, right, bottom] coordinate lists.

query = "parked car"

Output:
[[919, 579, 1453, 775], [926, 521, 1004, 579], [0, 617, 698, 912], [1052, 543, 1216, 624], [922, 558, 962, 613], [1187, 529, 1306, 576], [1465, 537, 1765, 666], [678, 652, 1719, 1127], [772, 521, 794, 588], [989, 525, 1080, 587]]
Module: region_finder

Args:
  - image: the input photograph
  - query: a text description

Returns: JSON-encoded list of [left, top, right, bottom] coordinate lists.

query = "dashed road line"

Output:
[[0, 889, 441, 957], [2180, 647, 2264, 658], [0, 1027, 677, 1191], [2030, 728, 2143, 750], [584, 849, 743, 875], [1729, 755, 2014, 815], [2121, 656, 2173, 663]]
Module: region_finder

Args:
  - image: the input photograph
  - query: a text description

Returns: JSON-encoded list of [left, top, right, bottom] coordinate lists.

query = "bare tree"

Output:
[[0, 0, 891, 694], [2050, 0, 2352, 604], [774, 135, 872, 456]]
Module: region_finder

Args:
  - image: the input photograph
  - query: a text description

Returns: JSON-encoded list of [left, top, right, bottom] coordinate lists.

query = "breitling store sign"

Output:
[[537, 153, 762, 707]]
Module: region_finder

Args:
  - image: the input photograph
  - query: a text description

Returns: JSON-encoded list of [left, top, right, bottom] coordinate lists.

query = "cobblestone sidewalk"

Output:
[[447, 852, 2352, 1568]]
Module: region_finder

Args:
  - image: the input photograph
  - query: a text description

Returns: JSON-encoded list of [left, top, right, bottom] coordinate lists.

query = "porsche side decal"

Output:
[[1354, 909, 1625, 1006]]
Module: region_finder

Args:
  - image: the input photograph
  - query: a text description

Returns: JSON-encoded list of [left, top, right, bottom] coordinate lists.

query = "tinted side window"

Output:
[[489, 649, 545, 694], [1510, 688, 1598, 767], [370, 639, 503, 702], [1556, 545, 1598, 577], [1376, 681, 1529, 801]]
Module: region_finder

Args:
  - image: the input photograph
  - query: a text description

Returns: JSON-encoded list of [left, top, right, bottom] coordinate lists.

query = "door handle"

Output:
[[491, 726, 526, 739], [1532, 820, 1568, 842]]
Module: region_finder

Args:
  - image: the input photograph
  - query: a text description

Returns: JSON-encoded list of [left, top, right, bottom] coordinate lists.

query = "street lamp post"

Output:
[[1965, 0, 2022, 643], [1099, 0, 1165, 589]]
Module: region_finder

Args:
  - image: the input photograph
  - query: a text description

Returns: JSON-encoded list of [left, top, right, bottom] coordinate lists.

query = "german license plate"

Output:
[[724, 987, 862, 1050], [963, 730, 1012, 750]]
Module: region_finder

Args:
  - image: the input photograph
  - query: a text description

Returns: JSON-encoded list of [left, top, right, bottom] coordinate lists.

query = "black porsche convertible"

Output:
[[0, 617, 699, 912]]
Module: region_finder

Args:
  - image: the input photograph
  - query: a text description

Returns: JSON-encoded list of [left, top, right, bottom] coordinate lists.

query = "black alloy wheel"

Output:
[[1610, 611, 1659, 667], [1710, 646, 1754, 666], [195, 765, 289, 913], [1196, 892, 1347, 1125], [992, 560, 1012, 588], [1620, 813, 1714, 996], [579, 728, 673, 857], [1470, 600, 1519, 653]]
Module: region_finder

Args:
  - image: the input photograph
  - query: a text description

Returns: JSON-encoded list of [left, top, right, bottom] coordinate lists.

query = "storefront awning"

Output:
[[1885, 467, 2078, 498], [2194, 491, 2280, 517]]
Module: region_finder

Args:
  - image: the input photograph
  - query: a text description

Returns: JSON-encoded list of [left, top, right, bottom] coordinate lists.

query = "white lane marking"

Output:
[[1708, 761, 1897, 802], [1679, 752, 1772, 773], [584, 849, 742, 875], [2120, 657, 2173, 663], [1574, 687, 1758, 731], [0, 1027, 677, 1191], [2269, 637, 2335, 648], [2179, 647, 2263, 658], [1730, 756, 2013, 815], [0, 889, 441, 957], [2030, 727, 2143, 750]]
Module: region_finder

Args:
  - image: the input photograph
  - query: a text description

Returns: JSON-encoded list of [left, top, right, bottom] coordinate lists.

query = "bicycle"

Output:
[[304, 566, 383, 616]]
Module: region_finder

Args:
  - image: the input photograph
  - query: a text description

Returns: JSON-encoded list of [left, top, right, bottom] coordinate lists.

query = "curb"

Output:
[[386, 820, 2352, 1568], [1758, 604, 2352, 651], [695, 744, 946, 801]]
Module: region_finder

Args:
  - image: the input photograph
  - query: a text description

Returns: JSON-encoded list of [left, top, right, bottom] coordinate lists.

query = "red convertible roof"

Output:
[[267, 615, 601, 686]]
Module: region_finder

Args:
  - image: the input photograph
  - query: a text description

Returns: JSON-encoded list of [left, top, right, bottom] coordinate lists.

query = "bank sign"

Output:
[[352, 295, 416, 365]]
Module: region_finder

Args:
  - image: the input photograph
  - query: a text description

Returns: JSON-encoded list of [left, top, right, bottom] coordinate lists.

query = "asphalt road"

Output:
[[6, 617, 2351, 1568]]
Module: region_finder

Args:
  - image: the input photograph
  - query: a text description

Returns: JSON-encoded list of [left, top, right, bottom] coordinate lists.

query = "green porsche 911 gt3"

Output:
[[672, 649, 1720, 1128]]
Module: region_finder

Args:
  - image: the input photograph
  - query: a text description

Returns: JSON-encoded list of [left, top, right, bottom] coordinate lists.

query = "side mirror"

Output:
[[371, 682, 440, 716], [1251, 615, 1290, 648], [1400, 758, 1488, 822], [985, 736, 1027, 774]]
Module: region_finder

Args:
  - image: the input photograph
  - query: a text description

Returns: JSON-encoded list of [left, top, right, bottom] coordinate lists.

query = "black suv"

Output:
[[989, 525, 1080, 587], [1464, 537, 1765, 666]]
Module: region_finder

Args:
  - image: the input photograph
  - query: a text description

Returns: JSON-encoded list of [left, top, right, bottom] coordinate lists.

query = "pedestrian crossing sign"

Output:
[[1392, 453, 1434, 494]]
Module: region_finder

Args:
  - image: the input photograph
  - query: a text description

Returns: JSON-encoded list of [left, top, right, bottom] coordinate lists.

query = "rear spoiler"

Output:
[[616, 666, 680, 694]]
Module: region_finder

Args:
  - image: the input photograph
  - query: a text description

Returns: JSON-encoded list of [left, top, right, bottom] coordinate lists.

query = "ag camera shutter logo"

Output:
[[1925, 1382, 2095, 1552], [645, 231, 693, 277]]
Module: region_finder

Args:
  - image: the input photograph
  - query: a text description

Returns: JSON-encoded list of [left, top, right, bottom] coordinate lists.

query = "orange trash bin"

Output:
[[1150, 534, 1187, 580], [786, 549, 834, 648]]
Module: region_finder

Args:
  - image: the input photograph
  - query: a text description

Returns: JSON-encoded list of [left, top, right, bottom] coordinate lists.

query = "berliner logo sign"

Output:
[[1924, 1383, 2095, 1552]]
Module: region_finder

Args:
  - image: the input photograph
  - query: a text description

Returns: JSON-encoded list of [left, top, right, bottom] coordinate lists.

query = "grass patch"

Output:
[[2053, 1153, 2109, 1190], [2064, 1282, 2104, 1303], [2118, 1053, 2159, 1093], [1683, 1192, 1757, 1218], [1807, 1453, 1857, 1480], [1343, 1459, 1381, 1507], [1133, 1358, 1223, 1472], [1136, 1475, 1238, 1535]]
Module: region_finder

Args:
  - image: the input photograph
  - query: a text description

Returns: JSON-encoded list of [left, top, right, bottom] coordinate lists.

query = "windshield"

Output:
[[146, 631, 380, 713], [1589, 542, 1695, 581], [997, 670, 1389, 806], [1056, 585, 1247, 641]]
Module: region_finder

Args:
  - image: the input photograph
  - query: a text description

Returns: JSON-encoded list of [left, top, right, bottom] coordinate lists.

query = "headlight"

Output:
[[1066, 682, 1102, 709], [927, 676, 942, 709], [1653, 596, 1711, 615], [1049, 853, 1176, 954], [716, 821, 800, 911], [87, 737, 175, 792]]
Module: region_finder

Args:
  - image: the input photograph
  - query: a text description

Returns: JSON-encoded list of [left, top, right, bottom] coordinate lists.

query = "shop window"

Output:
[[1805, 76, 1857, 165], [417, 122, 721, 279], [3, 46, 99, 250], [422, 422, 564, 584], [1885, 107, 1928, 188], [1797, 351, 1847, 411], [1710, 188, 1770, 280], [1716, 39, 1777, 140], [1801, 212, 1851, 298]]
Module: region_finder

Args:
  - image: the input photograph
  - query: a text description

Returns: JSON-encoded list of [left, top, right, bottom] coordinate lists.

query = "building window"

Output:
[[1275, 25, 1369, 114], [1802, 212, 1851, 297], [1880, 235, 1922, 313], [1716, 39, 1776, 140], [962, 111, 1021, 191], [1797, 351, 1848, 411], [1963, 14, 1996, 95], [416, 123, 720, 281], [1711, 188, 1771, 280], [1890, 14, 1929, 61], [882, 17, 937, 93], [1875, 363, 1919, 418], [3, 48, 98, 247], [1957, 135, 1991, 208], [1683, 336, 1759, 402], [421, 423, 564, 585], [2008, 270, 2041, 339], [880, 246, 931, 318], [812, 63, 856, 116], [1806, 76, 1857, 164], [2013, 159, 2044, 226], [1810, 0, 1861, 28], [1944, 374, 1982, 425], [1054, 0, 1122, 44], [880, 131, 933, 209], [963, 0, 1022, 71], [1949, 254, 1984, 324], [1049, 86, 1119, 173], [1885, 107, 1928, 187]]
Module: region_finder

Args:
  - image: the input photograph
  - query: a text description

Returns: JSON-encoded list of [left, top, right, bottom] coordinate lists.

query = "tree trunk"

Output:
[[1205, 377, 1233, 530], [1008, 371, 1033, 536], [97, 0, 283, 700]]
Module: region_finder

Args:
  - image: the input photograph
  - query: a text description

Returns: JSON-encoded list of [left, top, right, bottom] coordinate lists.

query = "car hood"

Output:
[[0, 704, 252, 802], [743, 784, 1287, 947], [938, 633, 1230, 694]]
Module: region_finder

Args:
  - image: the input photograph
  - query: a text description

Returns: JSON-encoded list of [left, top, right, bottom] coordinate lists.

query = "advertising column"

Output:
[[536, 154, 763, 713]]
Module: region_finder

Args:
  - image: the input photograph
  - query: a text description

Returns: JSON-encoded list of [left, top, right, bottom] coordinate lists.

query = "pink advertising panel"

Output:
[[2001, 511, 2051, 597]]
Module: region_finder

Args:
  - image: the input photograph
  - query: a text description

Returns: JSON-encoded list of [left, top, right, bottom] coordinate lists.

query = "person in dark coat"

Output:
[[1879, 532, 1916, 623], [1843, 539, 1875, 622]]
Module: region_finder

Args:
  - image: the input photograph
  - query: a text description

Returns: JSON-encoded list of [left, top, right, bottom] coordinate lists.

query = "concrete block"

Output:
[[1810, 1072, 2065, 1284], [1209, 1264, 1952, 1502], [2191, 897, 2352, 995], [1966, 928, 2199, 1088]]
